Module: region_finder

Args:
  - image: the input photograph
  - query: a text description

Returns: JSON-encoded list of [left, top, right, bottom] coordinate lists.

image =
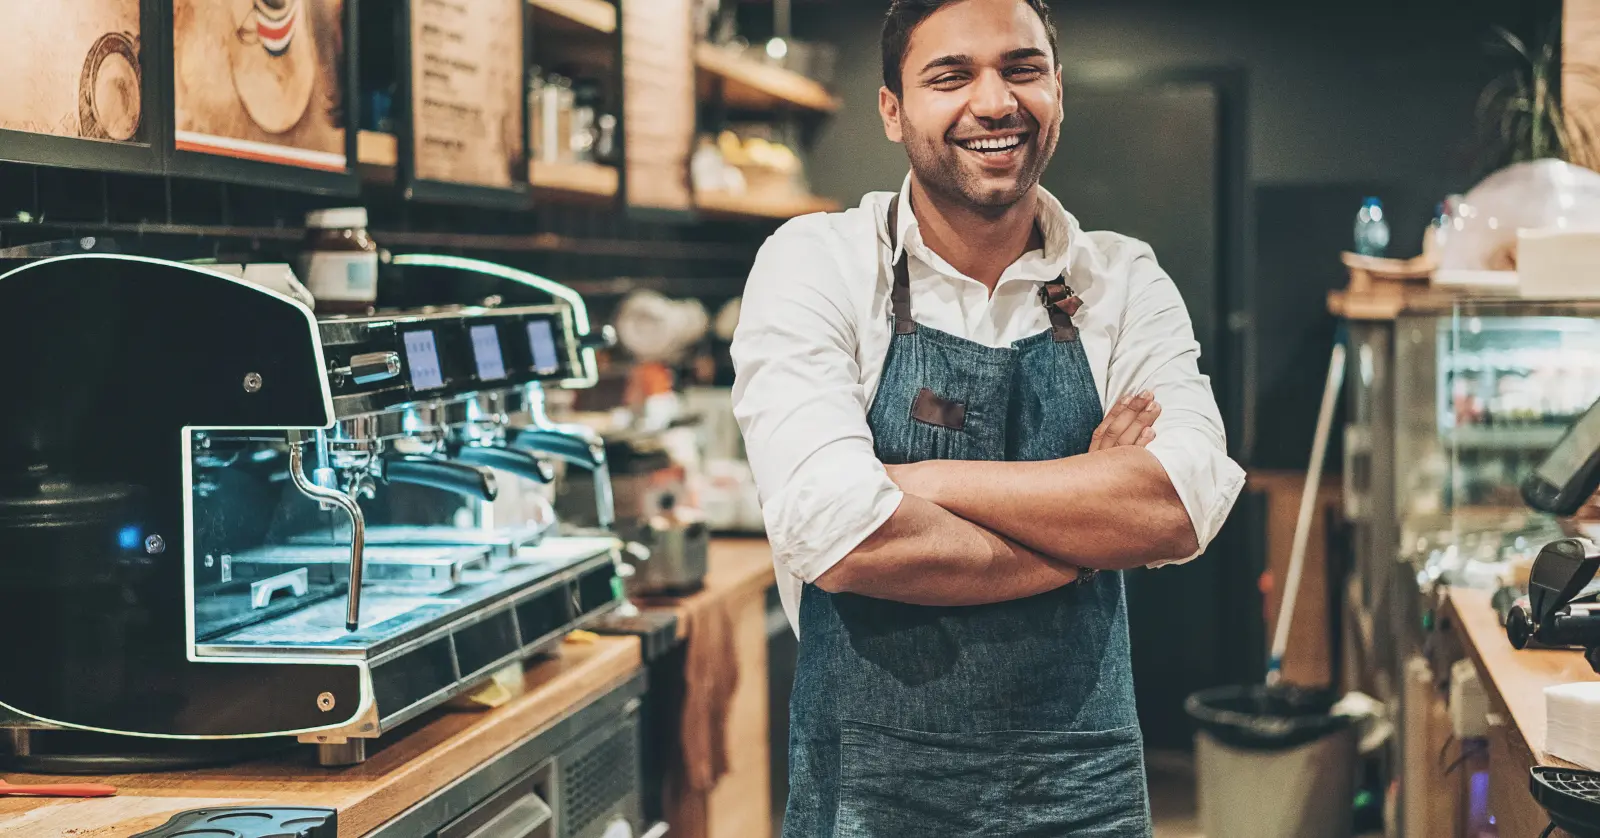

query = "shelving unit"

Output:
[[357, 131, 620, 202], [357, 130, 398, 168], [694, 190, 840, 221], [527, 0, 617, 34], [694, 43, 840, 113], [529, 160, 620, 200]]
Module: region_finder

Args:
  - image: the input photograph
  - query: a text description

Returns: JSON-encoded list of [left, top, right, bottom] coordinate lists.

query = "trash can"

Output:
[[1185, 685, 1357, 838]]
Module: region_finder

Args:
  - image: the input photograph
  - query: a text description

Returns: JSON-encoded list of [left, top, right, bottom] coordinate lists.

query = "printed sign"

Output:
[[173, 0, 347, 171]]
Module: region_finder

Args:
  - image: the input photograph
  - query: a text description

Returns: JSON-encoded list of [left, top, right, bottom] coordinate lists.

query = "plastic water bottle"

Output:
[[1354, 197, 1390, 257]]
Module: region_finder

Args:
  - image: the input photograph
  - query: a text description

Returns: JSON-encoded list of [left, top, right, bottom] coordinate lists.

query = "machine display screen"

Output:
[[1538, 398, 1600, 484], [527, 319, 561, 375], [404, 330, 446, 390], [470, 324, 507, 381]]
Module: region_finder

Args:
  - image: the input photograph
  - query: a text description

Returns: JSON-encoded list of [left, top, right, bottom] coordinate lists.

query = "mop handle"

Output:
[[1267, 334, 1348, 685]]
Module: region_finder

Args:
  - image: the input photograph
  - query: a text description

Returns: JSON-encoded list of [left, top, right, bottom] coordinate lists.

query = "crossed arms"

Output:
[[729, 222, 1245, 610], [814, 394, 1196, 606]]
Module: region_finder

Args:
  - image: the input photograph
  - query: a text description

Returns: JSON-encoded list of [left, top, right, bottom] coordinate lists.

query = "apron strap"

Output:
[[886, 195, 1082, 341], [1039, 279, 1083, 343], [886, 200, 916, 335]]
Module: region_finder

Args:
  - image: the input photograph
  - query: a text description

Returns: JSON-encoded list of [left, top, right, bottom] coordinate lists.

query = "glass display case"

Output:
[[1337, 294, 1600, 838], [1401, 307, 1600, 517], [1343, 297, 1600, 679]]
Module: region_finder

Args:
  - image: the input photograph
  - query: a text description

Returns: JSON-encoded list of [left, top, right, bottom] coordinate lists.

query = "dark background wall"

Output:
[[741, 0, 1555, 470], [776, 0, 1550, 209]]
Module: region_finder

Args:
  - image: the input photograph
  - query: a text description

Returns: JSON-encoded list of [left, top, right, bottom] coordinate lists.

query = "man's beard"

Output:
[[901, 112, 1056, 216]]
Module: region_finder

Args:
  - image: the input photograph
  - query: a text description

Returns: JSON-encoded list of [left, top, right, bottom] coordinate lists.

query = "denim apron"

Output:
[[783, 202, 1153, 838]]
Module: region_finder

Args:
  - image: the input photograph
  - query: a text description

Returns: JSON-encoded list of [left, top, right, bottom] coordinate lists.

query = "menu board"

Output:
[[172, 0, 347, 171], [408, 0, 524, 190], [0, 1, 144, 143], [623, 0, 694, 210]]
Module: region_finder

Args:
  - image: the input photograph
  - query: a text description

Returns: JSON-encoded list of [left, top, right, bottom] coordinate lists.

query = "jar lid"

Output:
[[306, 207, 369, 230]]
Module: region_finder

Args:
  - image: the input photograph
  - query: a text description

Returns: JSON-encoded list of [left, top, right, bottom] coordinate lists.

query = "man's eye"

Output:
[[930, 74, 966, 87], [1007, 66, 1045, 79]]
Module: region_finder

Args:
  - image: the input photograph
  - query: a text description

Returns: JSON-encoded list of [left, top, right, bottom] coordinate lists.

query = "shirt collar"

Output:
[[888, 172, 1081, 283]]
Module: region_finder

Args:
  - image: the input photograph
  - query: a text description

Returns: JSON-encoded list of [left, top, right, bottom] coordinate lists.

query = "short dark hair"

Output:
[[881, 0, 1059, 97]]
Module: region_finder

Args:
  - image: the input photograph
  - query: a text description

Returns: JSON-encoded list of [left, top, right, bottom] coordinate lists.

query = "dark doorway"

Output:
[[1042, 69, 1259, 750]]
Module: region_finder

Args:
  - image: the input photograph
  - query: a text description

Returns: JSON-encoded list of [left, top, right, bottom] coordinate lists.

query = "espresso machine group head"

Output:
[[0, 253, 623, 767]]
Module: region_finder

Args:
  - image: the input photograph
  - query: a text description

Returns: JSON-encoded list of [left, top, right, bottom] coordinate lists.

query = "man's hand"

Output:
[[885, 393, 1162, 504], [1090, 390, 1160, 452]]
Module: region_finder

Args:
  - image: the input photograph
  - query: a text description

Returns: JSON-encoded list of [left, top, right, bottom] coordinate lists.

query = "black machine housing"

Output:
[[0, 254, 621, 747]]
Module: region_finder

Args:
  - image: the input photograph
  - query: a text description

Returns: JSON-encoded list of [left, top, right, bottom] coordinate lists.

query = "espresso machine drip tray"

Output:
[[202, 538, 618, 657], [197, 537, 623, 739], [232, 543, 494, 597], [291, 522, 554, 570]]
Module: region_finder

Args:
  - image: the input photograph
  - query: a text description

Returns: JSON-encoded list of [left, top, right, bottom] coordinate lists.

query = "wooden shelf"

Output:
[[359, 132, 618, 203], [528, 0, 616, 33], [357, 130, 398, 168], [694, 43, 840, 113], [529, 159, 619, 200], [695, 190, 841, 221]]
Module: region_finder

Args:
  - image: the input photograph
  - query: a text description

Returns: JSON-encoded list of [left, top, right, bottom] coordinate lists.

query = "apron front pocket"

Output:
[[834, 720, 1151, 838]]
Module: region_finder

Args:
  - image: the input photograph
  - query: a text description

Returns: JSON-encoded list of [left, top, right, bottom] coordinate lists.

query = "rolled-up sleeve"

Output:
[[730, 220, 904, 583], [1106, 243, 1246, 565]]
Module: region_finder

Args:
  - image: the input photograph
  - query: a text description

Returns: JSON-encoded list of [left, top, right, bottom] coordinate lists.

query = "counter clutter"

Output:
[[0, 540, 778, 838]]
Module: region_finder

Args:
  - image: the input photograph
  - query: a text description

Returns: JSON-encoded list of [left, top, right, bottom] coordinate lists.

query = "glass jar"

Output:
[[299, 207, 378, 315]]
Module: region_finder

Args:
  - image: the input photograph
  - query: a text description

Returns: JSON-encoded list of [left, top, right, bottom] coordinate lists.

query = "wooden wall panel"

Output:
[[622, 0, 694, 211]]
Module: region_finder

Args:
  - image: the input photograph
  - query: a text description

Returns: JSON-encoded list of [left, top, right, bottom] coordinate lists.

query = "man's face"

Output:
[[882, 0, 1062, 212]]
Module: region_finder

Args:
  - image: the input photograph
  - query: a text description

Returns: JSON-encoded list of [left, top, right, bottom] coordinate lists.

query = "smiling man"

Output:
[[731, 0, 1245, 835]]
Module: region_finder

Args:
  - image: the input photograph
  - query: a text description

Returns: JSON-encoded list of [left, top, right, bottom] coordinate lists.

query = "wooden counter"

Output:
[[1446, 588, 1600, 765], [644, 537, 778, 641], [0, 636, 643, 838], [638, 537, 778, 838], [1443, 588, 1600, 838]]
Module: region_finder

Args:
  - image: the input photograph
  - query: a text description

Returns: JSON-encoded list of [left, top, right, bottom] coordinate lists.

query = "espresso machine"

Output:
[[0, 253, 624, 767]]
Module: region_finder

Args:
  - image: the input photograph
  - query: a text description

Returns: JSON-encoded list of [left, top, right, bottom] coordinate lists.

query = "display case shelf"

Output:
[[1442, 425, 1568, 451], [694, 190, 840, 221], [528, 0, 617, 34], [694, 43, 840, 113]]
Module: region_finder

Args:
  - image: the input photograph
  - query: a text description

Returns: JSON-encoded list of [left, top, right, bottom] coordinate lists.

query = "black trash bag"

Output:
[[1185, 684, 1352, 751]]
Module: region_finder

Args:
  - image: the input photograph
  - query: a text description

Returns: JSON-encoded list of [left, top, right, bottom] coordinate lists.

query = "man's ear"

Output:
[[1055, 66, 1065, 118], [880, 86, 904, 144]]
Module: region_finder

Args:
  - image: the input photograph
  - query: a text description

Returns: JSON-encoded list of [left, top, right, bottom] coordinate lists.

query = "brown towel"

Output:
[[662, 596, 741, 838]]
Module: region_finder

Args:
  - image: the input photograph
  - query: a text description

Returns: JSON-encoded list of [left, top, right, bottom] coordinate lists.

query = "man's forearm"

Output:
[[813, 493, 1081, 605], [900, 447, 1197, 570]]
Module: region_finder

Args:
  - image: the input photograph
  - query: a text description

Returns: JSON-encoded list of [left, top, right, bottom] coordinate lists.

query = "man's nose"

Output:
[[967, 69, 1019, 121]]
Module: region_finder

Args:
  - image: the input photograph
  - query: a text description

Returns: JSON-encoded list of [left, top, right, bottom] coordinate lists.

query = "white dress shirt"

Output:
[[732, 176, 1247, 633]]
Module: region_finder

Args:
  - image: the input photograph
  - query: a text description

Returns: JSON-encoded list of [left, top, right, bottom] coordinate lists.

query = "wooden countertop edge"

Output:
[[1444, 588, 1599, 767], [1444, 590, 1538, 760], [640, 538, 777, 641], [337, 636, 644, 836], [0, 637, 644, 838]]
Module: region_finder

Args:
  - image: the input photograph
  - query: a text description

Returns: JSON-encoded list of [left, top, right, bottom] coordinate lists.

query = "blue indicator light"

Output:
[[118, 526, 141, 551]]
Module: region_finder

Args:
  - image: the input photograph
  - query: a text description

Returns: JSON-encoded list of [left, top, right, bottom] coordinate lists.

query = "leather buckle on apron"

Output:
[[1039, 282, 1082, 343], [910, 387, 967, 430]]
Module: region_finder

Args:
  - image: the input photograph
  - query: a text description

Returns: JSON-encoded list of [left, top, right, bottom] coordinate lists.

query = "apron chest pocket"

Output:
[[834, 720, 1152, 838]]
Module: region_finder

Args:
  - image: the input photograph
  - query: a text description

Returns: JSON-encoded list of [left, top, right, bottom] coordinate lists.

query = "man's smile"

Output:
[[952, 130, 1031, 167]]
